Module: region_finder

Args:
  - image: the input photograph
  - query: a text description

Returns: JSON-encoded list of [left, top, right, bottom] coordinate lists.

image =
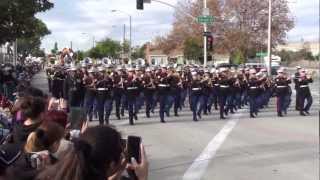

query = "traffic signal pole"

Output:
[[267, 0, 272, 75], [203, 0, 207, 67]]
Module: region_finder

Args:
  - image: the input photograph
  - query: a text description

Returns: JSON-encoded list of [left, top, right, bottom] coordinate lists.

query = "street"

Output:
[[31, 69, 319, 180]]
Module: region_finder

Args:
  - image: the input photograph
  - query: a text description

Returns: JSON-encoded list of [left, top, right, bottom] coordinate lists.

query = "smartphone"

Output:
[[127, 136, 141, 180], [30, 150, 49, 169]]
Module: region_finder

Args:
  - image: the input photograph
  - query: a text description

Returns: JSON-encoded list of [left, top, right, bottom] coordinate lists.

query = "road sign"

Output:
[[197, 16, 214, 24], [256, 52, 268, 57], [203, 31, 212, 37]]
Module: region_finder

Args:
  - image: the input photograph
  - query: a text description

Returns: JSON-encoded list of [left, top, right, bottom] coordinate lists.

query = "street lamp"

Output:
[[111, 9, 132, 61], [81, 33, 95, 49]]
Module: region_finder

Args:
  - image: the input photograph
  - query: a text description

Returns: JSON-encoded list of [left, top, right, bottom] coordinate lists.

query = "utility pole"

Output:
[[267, 0, 272, 75], [13, 39, 17, 66], [203, 0, 208, 67], [92, 36, 95, 48], [129, 15, 132, 60]]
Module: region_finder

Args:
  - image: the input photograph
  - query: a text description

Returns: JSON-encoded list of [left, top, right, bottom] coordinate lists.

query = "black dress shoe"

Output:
[[196, 112, 201, 119], [134, 114, 138, 120], [161, 120, 166, 123], [300, 112, 306, 116], [220, 116, 226, 119], [304, 111, 310, 115], [277, 113, 283, 117], [250, 114, 255, 118]]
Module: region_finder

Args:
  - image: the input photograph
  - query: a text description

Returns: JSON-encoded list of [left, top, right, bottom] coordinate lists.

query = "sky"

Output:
[[37, 0, 319, 53]]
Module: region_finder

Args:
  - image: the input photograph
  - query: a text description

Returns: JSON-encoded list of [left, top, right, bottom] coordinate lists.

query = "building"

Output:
[[0, 43, 13, 64], [277, 41, 319, 56], [148, 49, 169, 65]]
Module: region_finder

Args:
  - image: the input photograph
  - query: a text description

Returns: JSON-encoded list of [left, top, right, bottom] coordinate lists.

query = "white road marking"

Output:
[[183, 111, 243, 180]]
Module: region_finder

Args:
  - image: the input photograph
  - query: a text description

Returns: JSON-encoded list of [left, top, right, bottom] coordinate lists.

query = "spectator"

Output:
[[25, 120, 65, 155], [3, 121, 65, 180], [36, 125, 148, 180], [11, 96, 46, 145], [43, 110, 73, 157]]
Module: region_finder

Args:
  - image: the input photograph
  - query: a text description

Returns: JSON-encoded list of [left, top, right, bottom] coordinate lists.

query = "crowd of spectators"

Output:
[[0, 72, 149, 180]]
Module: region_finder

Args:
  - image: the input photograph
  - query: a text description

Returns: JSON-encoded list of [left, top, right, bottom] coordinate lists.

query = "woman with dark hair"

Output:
[[3, 121, 65, 180], [36, 126, 148, 180], [12, 96, 46, 145]]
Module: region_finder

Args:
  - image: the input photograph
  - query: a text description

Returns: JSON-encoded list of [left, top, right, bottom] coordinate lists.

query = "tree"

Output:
[[183, 37, 203, 62], [131, 45, 146, 60], [51, 42, 58, 54], [154, 0, 294, 60], [87, 38, 121, 59], [77, 50, 85, 61], [17, 19, 51, 57], [0, 0, 54, 44], [232, 49, 245, 65], [122, 40, 130, 54]]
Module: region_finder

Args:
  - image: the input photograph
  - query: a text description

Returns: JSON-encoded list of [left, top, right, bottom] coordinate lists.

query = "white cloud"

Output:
[[39, 0, 178, 52], [287, 0, 319, 42], [38, 0, 319, 53]]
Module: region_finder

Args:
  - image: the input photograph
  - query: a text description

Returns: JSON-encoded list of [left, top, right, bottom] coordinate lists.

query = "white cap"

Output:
[[296, 66, 301, 69], [249, 69, 256, 74], [88, 67, 97, 73], [210, 68, 216, 74], [277, 69, 284, 73], [98, 67, 105, 72], [191, 71, 197, 76], [219, 67, 227, 72], [260, 68, 267, 72]]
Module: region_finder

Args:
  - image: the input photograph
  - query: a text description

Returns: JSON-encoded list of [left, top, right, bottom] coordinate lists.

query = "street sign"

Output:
[[256, 52, 268, 57], [203, 31, 212, 37], [197, 16, 214, 24]]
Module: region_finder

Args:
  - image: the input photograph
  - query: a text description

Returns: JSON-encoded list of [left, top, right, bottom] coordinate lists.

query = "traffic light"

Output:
[[137, 0, 144, 10], [207, 35, 213, 51]]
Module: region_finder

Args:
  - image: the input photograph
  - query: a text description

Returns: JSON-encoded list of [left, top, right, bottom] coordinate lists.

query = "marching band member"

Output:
[[124, 67, 141, 125], [247, 69, 260, 118], [297, 69, 313, 116], [274, 68, 291, 117], [189, 71, 203, 121], [95, 67, 113, 125], [83, 67, 97, 122], [218, 68, 231, 119], [156, 65, 170, 123], [142, 68, 156, 118]]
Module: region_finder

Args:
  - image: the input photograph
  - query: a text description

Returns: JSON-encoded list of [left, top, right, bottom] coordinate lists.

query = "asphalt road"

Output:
[[31, 70, 319, 180]]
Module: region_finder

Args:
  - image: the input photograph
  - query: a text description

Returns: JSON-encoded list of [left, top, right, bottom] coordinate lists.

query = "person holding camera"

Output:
[[36, 125, 149, 180], [3, 120, 65, 180]]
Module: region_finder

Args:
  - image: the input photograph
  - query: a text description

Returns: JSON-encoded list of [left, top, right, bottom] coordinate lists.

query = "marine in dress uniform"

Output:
[[124, 68, 141, 125], [155, 65, 170, 123], [142, 68, 156, 118], [95, 67, 113, 125], [217, 68, 231, 119], [274, 68, 292, 117], [296, 69, 313, 116], [247, 69, 260, 118], [83, 67, 97, 121], [293, 66, 302, 111], [189, 71, 203, 121]]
